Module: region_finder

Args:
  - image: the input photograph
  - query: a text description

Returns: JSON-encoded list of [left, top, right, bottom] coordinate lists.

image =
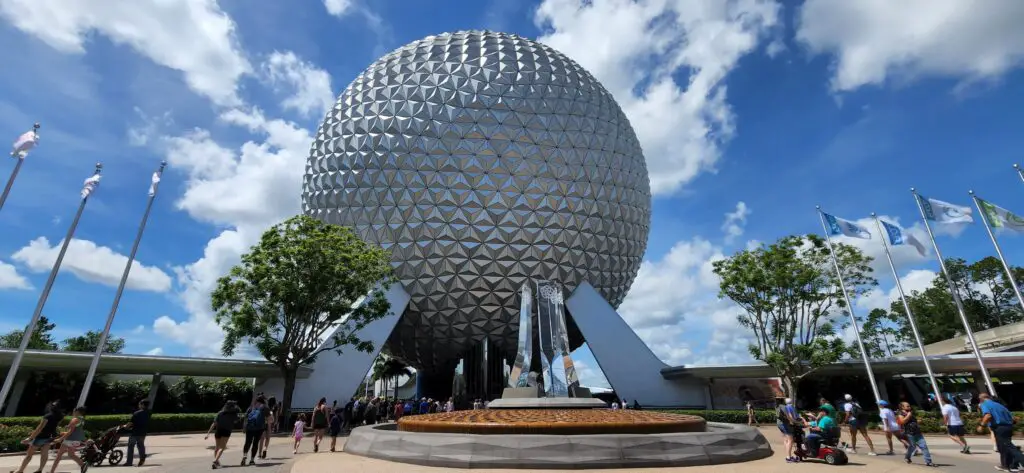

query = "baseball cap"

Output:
[[877, 400, 889, 407], [844, 394, 853, 401]]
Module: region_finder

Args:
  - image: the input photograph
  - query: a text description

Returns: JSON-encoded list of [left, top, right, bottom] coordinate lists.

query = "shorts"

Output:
[[31, 438, 52, 447], [62, 441, 83, 449], [312, 422, 327, 430], [294, 433, 304, 441], [777, 423, 792, 436], [214, 429, 232, 439], [849, 418, 863, 430], [947, 425, 965, 436], [329, 427, 341, 437]]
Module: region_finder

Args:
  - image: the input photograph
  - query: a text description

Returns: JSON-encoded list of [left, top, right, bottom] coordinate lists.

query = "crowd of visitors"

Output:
[[773, 391, 1024, 470]]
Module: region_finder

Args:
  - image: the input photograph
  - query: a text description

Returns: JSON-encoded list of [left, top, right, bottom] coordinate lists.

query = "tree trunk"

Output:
[[280, 367, 298, 431], [781, 375, 797, 400]]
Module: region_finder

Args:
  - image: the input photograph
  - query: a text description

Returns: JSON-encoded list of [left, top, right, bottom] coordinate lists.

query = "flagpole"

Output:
[[0, 163, 102, 411], [1014, 164, 1024, 184], [970, 190, 1024, 315], [0, 123, 39, 212], [816, 206, 882, 404], [78, 161, 166, 407], [870, 213, 941, 400], [911, 188, 996, 396]]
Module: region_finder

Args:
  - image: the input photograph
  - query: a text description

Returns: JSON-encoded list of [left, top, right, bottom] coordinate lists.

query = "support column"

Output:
[[147, 373, 162, 410], [3, 374, 28, 416], [876, 377, 890, 403]]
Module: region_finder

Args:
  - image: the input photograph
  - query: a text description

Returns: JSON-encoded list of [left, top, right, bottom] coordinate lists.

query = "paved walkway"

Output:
[[0, 427, 1008, 472]]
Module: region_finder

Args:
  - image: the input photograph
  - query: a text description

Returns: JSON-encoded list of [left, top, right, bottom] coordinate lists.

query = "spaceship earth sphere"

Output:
[[303, 31, 651, 372]]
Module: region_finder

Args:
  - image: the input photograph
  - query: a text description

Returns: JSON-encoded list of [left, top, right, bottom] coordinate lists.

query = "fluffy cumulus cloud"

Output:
[[322, 0, 354, 17], [0, 0, 251, 106], [721, 201, 750, 243], [0, 261, 31, 290], [260, 51, 336, 118], [856, 268, 937, 314], [797, 0, 1024, 91], [535, 0, 780, 195], [11, 237, 172, 292]]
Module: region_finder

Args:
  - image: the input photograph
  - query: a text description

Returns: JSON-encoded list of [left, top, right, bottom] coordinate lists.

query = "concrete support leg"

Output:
[[147, 373, 162, 410], [3, 375, 28, 416], [876, 378, 890, 403]]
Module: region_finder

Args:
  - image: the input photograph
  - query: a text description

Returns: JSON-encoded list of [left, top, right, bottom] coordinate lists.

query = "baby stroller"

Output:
[[82, 425, 126, 466]]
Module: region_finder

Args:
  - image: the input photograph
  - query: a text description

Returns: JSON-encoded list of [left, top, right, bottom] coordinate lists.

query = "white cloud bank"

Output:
[[0, 261, 31, 290], [12, 237, 172, 292]]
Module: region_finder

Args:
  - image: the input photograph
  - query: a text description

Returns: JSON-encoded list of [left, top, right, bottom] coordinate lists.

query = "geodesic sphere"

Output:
[[303, 31, 650, 372]]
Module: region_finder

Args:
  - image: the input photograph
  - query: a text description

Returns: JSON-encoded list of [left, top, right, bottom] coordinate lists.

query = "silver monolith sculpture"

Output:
[[536, 280, 578, 397]]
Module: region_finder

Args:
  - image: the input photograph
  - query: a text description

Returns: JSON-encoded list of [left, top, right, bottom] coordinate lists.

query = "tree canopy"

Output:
[[0, 317, 125, 353], [862, 256, 1024, 353], [712, 234, 876, 397], [212, 215, 394, 423]]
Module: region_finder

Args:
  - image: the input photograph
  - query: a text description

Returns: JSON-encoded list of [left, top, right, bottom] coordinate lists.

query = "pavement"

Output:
[[0, 426, 1009, 472]]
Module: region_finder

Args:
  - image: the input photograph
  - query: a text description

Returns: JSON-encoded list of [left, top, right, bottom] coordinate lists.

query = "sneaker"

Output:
[[906, 458, 912, 464], [241, 458, 247, 466], [868, 452, 878, 456], [995, 466, 1009, 471], [925, 462, 937, 467], [261, 451, 267, 459], [966, 446, 971, 454], [886, 450, 894, 455], [786, 457, 797, 463]]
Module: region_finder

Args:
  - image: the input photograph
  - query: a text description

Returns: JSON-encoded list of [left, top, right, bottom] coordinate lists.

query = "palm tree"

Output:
[[372, 355, 413, 398]]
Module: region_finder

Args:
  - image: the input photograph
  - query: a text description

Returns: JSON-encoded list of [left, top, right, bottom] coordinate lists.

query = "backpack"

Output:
[[849, 402, 863, 419], [776, 405, 791, 425], [246, 407, 265, 430]]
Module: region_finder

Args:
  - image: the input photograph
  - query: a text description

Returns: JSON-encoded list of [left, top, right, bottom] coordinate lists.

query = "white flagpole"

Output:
[[816, 206, 882, 404], [970, 190, 1024, 315], [1014, 164, 1024, 184], [0, 123, 40, 212], [911, 188, 996, 396], [870, 213, 941, 400], [0, 163, 102, 411], [78, 161, 167, 407]]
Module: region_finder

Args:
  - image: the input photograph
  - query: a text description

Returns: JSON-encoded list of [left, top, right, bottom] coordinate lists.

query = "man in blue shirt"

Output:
[[805, 409, 838, 457], [980, 393, 1024, 471]]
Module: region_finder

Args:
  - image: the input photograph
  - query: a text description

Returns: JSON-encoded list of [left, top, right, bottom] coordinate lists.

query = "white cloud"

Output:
[[144, 347, 164, 356], [11, 237, 171, 292], [535, 0, 780, 195], [797, 0, 1024, 91], [0, 261, 31, 290], [131, 325, 145, 335], [856, 268, 937, 314], [721, 201, 750, 243], [574, 358, 610, 389], [260, 51, 335, 118], [0, 0, 251, 106], [323, 0, 354, 17], [617, 237, 753, 366]]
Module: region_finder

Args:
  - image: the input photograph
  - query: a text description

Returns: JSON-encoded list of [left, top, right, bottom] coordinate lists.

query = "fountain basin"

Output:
[[345, 421, 772, 469]]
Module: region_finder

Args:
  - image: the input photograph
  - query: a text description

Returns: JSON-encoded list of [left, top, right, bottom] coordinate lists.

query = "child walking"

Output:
[[293, 414, 306, 454]]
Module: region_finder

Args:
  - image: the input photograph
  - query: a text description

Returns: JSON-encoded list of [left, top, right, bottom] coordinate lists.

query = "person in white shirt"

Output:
[[877, 400, 909, 454], [940, 399, 969, 453], [611, 402, 619, 410]]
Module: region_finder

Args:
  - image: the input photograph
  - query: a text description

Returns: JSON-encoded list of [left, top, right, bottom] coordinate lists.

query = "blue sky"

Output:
[[0, 0, 1023, 389]]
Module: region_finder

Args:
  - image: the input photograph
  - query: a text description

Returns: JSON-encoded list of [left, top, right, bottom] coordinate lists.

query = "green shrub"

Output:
[[664, 409, 1024, 435], [0, 425, 34, 453]]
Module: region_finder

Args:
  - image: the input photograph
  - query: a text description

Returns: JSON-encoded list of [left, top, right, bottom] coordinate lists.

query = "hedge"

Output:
[[665, 409, 1024, 435]]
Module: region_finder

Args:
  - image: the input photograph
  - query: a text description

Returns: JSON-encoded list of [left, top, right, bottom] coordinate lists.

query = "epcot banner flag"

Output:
[[978, 198, 1024, 234], [920, 196, 974, 224], [881, 220, 927, 257], [81, 173, 101, 199], [823, 212, 872, 240], [10, 129, 38, 159]]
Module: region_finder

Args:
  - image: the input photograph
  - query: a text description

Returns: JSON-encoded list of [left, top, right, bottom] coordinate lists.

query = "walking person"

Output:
[[14, 401, 63, 473], [48, 406, 89, 473], [897, 401, 936, 467], [258, 396, 277, 459], [123, 399, 151, 467], [775, 397, 798, 463], [292, 413, 306, 454], [205, 400, 239, 469], [980, 393, 1024, 471], [842, 394, 878, 455], [241, 395, 270, 466], [311, 397, 329, 452], [877, 400, 909, 455], [940, 398, 970, 453], [328, 409, 342, 452], [746, 400, 757, 426]]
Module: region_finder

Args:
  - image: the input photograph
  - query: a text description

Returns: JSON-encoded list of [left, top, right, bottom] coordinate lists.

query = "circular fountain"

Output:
[[345, 409, 771, 469]]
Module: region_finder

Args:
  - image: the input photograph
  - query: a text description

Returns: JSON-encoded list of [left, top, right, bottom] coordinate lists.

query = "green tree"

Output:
[[372, 355, 413, 399], [0, 316, 58, 350], [712, 234, 876, 398], [61, 330, 125, 353], [854, 308, 908, 358], [212, 215, 395, 427]]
